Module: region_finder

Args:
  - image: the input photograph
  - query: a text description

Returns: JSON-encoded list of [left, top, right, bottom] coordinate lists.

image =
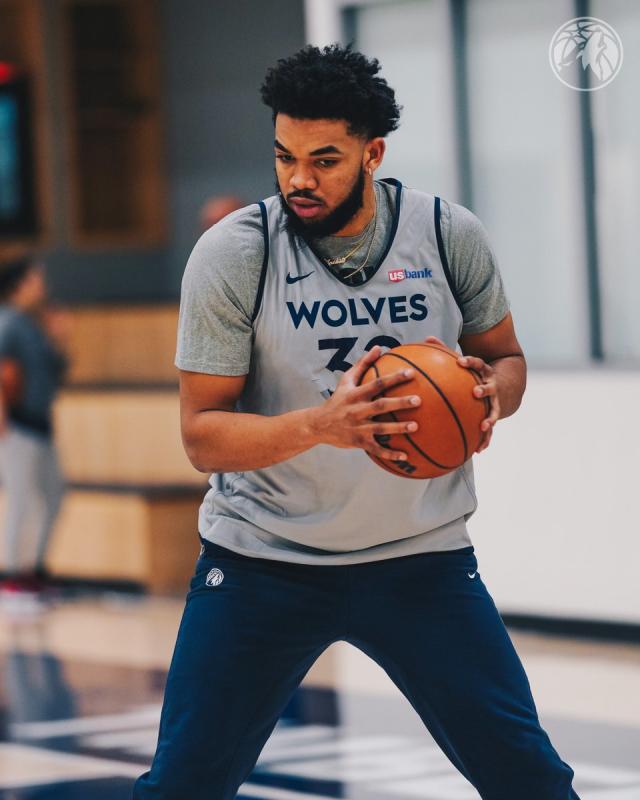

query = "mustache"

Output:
[[286, 191, 323, 203]]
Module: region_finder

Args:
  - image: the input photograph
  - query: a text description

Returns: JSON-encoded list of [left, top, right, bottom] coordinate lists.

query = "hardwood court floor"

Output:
[[1, 591, 639, 799]]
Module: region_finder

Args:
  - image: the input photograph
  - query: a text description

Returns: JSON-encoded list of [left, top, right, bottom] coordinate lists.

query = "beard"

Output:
[[276, 166, 366, 239]]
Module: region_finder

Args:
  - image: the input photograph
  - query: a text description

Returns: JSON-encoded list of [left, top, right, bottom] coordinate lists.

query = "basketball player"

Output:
[[134, 45, 580, 799]]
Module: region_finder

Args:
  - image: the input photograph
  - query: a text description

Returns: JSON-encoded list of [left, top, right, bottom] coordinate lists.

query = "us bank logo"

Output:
[[549, 17, 623, 91], [388, 268, 432, 282]]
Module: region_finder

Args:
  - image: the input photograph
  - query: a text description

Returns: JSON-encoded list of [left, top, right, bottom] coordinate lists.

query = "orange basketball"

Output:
[[360, 342, 490, 479], [0, 359, 23, 408]]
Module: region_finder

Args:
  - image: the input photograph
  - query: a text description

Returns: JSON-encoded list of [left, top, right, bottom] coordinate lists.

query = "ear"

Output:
[[364, 137, 386, 175]]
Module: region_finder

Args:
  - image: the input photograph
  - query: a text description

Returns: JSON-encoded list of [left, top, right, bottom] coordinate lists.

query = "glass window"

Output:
[[350, 0, 459, 201], [348, 0, 595, 366], [466, 0, 590, 365], [338, 0, 639, 365], [592, 1, 640, 363]]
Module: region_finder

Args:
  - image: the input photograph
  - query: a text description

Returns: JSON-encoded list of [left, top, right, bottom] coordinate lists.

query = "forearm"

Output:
[[489, 354, 527, 419], [183, 406, 321, 473]]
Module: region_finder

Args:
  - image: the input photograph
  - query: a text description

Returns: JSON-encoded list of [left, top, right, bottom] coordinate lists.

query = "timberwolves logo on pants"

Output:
[[206, 568, 224, 587]]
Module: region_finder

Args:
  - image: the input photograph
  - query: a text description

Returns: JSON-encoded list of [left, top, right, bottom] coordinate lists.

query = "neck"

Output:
[[333, 178, 376, 237]]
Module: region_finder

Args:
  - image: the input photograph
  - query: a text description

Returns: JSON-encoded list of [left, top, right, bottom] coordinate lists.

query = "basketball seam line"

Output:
[[398, 344, 490, 414], [404, 343, 491, 418], [383, 351, 469, 464], [366, 346, 490, 475], [371, 361, 459, 472]]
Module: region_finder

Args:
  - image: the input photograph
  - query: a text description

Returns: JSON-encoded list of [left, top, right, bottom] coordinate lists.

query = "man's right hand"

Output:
[[308, 345, 422, 463], [180, 347, 422, 474]]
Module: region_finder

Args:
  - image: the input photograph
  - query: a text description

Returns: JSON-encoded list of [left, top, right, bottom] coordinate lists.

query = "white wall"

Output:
[[471, 370, 640, 625]]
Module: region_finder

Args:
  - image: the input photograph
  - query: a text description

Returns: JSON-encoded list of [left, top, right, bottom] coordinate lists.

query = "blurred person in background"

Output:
[[0, 255, 69, 608], [199, 194, 245, 231]]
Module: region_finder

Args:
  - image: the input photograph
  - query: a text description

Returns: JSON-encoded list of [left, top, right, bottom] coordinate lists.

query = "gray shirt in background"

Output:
[[176, 181, 510, 376], [0, 307, 67, 437]]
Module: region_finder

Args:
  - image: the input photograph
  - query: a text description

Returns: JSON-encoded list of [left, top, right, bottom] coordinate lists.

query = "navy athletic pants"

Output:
[[133, 539, 580, 800]]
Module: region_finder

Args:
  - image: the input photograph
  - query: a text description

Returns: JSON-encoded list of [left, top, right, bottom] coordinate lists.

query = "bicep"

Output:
[[178, 370, 247, 471], [444, 201, 510, 337], [179, 370, 247, 420], [458, 312, 525, 363]]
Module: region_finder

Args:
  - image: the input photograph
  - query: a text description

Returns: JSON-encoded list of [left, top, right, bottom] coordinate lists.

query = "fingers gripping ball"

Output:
[[360, 343, 490, 479]]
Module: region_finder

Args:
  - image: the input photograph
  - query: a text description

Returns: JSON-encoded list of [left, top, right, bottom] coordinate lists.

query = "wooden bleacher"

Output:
[[55, 388, 201, 486], [0, 304, 206, 593], [64, 305, 180, 386], [0, 487, 202, 594]]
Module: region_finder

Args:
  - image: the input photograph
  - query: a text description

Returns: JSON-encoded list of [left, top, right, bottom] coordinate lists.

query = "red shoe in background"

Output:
[[0, 573, 49, 613]]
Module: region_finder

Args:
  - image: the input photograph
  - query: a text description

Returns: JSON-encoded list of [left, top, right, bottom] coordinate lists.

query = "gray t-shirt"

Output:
[[176, 182, 510, 376]]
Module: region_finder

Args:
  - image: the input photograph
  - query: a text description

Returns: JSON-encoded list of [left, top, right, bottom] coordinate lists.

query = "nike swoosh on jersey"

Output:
[[286, 271, 315, 284]]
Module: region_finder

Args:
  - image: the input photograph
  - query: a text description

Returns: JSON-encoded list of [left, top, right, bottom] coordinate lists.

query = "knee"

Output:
[[132, 746, 233, 800], [132, 768, 190, 800], [495, 746, 577, 799]]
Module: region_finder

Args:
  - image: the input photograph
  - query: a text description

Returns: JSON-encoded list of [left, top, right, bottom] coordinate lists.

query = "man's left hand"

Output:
[[423, 336, 500, 453]]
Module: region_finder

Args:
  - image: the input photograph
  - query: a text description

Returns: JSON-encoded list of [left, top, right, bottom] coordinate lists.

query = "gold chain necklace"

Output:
[[323, 218, 372, 266], [341, 198, 378, 280]]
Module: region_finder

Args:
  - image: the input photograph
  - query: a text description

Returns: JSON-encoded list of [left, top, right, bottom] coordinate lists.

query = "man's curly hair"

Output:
[[260, 43, 401, 139]]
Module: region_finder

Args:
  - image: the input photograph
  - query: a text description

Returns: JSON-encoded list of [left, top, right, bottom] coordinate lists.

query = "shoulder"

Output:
[[181, 203, 267, 298], [387, 185, 492, 254], [188, 203, 265, 270], [180, 203, 270, 321], [438, 199, 491, 247], [435, 198, 498, 283], [434, 201, 509, 334], [378, 179, 423, 212], [389, 183, 456, 228], [376, 178, 403, 200], [215, 202, 266, 238]]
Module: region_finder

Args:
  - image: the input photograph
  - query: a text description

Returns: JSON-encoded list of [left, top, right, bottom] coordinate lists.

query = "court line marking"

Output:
[[578, 790, 640, 800], [0, 743, 146, 787], [2, 742, 640, 800], [0, 742, 339, 799], [237, 785, 349, 800], [570, 760, 640, 784], [81, 722, 337, 756], [7, 711, 640, 798], [9, 705, 161, 739]]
